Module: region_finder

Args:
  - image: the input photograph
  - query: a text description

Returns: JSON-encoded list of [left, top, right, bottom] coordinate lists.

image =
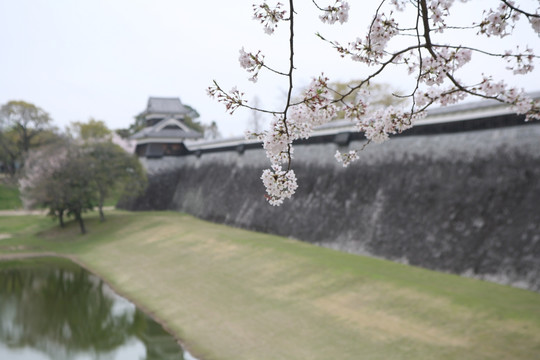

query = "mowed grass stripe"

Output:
[[1, 211, 539, 360]]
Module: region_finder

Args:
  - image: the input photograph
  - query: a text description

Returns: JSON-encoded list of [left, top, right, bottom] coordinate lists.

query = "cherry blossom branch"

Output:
[[430, 44, 539, 59], [207, 80, 282, 115], [325, 45, 424, 102], [311, 0, 324, 11], [210, 0, 540, 205], [408, 3, 425, 113], [262, 63, 289, 77], [282, 0, 296, 171], [417, 0, 539, 112], [500, 0, 540, 19], [312, 0, 350, 24]]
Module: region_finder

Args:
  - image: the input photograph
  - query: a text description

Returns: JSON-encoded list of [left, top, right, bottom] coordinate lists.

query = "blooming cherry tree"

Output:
[[208, 0, 540, 205]]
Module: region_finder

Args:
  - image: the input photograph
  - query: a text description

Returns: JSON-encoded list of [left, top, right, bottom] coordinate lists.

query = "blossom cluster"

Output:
[[427, 0, 471, 32], [259, 76, 337, 164], [347, 14, 399, 64], [478, 1, 540, 36], [414, 47, 472, 86], [471, 77, 539, 121], [414, 87, 467, 108], [207, 84, 246, 115], [334, 150, 358, 167], [503, 47, 535, 75], [261, 116, 293, 164], [253, 2, 287, 34], [19, 145, 69, 209], [238, 47, 265, 82], [389, 0, 407, 12], [357, 106, 423, 144], [319, 1, 350, 25], [478, 1, 520, 37], [257, 75, 340, 166], [255, 75, 358, 204], [531, 16, 540, 34], [261, 164, 298, 206]]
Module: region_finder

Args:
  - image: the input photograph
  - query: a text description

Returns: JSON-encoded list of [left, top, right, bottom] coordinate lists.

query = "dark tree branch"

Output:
[[282, 0, 296, 171], [500, 0, 540, 18]]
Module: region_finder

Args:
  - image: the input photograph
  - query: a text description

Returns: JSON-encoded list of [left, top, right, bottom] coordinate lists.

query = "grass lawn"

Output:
[[1, 210, 539, 360], [0, 182, 22, 209]]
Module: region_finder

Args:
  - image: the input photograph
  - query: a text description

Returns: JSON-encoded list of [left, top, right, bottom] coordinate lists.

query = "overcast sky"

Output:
[[1, 0, 539, 137]]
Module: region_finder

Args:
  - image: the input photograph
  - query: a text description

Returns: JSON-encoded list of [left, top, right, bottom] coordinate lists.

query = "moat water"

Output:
[[0, 258, 196, 360]]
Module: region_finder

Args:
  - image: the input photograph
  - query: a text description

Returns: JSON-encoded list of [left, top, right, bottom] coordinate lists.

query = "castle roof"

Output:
[[139, 97, 190, 116], [131, 117, 202, 142]]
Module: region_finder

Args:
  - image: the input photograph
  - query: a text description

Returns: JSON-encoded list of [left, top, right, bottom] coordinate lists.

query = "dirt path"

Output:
[[0, 207, 115, 216], [0, 252, 64, 260], [0, 209, 47, 216]]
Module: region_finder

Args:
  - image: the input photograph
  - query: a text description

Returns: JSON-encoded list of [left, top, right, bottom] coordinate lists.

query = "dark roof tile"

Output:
[[145, 97, 189, 114]]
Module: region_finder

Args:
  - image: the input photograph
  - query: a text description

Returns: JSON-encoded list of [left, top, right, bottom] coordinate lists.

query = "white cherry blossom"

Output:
[[210, 0, 540, 205]]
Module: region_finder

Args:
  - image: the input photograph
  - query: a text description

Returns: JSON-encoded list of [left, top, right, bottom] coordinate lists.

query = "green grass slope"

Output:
[[1, 211, 539, 360], [0, 183, 22, 209]]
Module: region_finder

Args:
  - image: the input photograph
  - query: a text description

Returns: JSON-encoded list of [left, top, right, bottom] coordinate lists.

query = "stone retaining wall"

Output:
[[121, 123, 540, 291]]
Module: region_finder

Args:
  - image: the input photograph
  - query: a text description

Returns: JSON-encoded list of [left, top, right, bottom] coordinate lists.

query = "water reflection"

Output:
[[0, 259, 186, 360]]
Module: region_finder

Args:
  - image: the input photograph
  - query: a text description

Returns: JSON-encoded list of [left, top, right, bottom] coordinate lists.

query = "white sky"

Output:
[[1, 0, 539, 137]]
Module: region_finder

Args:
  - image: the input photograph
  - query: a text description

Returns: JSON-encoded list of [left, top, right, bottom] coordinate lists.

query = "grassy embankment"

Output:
[[0, 182, 22, 209], [0, 210, 539, 360]]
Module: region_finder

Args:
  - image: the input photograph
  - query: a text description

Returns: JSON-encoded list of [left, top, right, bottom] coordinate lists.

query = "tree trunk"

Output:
[[21, 127, 30, 153], [99, 197, 105, 222], [75, 210, 86, 234], [58, 209, 65, 228]]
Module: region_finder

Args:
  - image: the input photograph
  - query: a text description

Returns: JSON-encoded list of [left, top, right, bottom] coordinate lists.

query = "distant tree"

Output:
[[0, 101, 54, 176], [20, 141, 96, 233], [19, 142, 65, 223], [0, 129, 19, 176], [0, 101, 52, 152], [183, 117, 205, 134], [184, 104, 200, 121], [85, 141, 147, 222], [56, 150, 96, 234], [72, 119, 147, 221], [69, 118, 112, 142], [203, 121, 222, 140], [114, 128, 131, 139], [69, 119, 147, 222], [123, 120, 143, 138], [21, 120, 147, 231]]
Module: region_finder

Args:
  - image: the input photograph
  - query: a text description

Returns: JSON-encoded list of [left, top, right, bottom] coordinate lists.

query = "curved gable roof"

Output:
[[131, 117, 202, 140], [142, 97, 190, 116], [155, 118, 191, 132]]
